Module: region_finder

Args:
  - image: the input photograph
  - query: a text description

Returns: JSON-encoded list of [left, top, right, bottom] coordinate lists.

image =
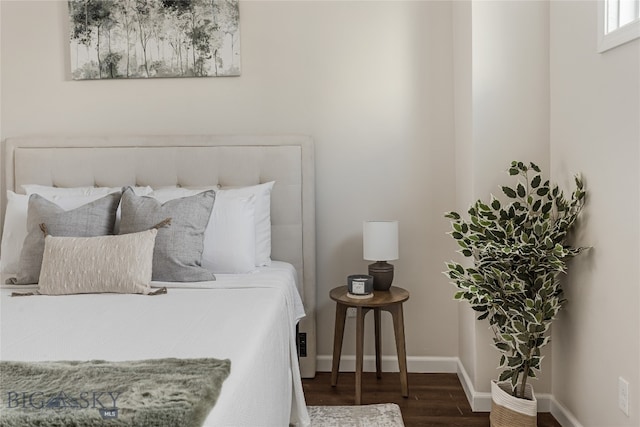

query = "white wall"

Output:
[[0, 1, 458, 364], [452, 0, 477, 382], [454, 0, 553, 396], [550, 1, 640, 425]]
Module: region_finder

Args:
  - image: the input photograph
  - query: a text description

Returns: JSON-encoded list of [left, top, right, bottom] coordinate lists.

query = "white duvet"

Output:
[[0, 261, 310, 427]]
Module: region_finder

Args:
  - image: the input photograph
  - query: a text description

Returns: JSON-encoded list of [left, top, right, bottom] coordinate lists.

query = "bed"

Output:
[[0, 135, 316, 426]]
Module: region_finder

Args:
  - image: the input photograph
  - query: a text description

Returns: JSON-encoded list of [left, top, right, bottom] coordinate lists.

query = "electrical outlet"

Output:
[[298, 332, 307, 357], [347, 307, 357, 318], [619, 377, 629, 416]]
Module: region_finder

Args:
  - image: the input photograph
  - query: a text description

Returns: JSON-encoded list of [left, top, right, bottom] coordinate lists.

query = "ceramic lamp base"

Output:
[[368, 261, 394, 291]]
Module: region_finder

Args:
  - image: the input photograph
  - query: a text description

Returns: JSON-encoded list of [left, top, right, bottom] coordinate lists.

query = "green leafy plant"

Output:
[[444, 161, 587, 399]]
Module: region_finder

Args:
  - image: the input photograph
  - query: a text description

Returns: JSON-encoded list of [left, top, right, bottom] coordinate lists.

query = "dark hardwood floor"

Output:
[[303, 372, 561, 427]]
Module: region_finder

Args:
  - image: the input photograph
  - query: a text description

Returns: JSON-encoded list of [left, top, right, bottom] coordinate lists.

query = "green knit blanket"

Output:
[[0, 358, 231, 427]]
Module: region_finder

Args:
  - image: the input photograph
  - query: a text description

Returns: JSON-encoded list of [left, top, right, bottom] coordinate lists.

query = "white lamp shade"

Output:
[[363, 220, 399, 261]]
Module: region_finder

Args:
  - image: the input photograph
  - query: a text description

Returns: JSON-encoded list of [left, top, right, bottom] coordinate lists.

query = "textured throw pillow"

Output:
[[119, 187, 216, 282], [218, 182, 275, 267], [22, 185, 153, 234], [38, 230, 157, 295], [9, 192, 121, 285], [0, 190, 145, 275]]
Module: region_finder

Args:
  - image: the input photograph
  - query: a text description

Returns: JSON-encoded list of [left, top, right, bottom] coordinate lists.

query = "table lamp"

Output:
[[363, 220, 399, 291]]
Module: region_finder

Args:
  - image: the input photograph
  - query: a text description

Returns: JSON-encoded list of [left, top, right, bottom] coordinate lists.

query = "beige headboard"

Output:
[[1, 134, 316, 377]]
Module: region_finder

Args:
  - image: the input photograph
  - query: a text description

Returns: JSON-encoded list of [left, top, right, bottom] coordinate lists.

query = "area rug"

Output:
[[0, 358, 230, 427], [308, 403, 405, 427]]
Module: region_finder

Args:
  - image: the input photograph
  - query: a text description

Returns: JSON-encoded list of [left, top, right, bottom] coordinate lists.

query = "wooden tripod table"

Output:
[[329, 285, 410, 405]]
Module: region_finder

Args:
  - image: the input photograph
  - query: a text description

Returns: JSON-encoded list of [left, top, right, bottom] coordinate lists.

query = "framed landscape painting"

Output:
[[68, 0, 240, 79]]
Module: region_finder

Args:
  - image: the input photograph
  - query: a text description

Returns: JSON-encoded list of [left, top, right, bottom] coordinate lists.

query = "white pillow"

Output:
[[149, 187, 217, 204], [22, 185, 109, 197], [1, 192, 29, 274], [202, 194, 256, 274], [149, 187, 258, 274], [23, 185, 153, 197], [218, 181, 275, 267]]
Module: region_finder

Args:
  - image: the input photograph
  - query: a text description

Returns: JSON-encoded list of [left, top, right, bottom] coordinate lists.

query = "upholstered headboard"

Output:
[[0, 134, 316, 377]]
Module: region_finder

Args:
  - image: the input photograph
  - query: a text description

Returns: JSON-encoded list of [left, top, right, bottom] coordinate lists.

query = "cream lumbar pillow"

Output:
[[37, 229, 158, 295]]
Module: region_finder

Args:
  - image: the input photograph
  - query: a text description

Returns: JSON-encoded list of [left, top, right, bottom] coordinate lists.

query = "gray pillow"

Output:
[[119, 187, 216, 282], [9, 192, 121, 285]]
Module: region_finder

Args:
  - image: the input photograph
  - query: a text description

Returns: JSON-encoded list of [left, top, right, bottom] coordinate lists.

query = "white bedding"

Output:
[[0, 261, 310, 427]]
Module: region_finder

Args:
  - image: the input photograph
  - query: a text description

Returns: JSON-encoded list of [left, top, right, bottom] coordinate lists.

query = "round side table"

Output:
[[329, 285, 410, 405]]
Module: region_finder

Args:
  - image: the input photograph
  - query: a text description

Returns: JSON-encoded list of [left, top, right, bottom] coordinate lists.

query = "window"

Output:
[[598, 0, 640, 52]]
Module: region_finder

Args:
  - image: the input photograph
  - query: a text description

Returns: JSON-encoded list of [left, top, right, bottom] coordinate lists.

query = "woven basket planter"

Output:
[[489, 380, 537, 427]]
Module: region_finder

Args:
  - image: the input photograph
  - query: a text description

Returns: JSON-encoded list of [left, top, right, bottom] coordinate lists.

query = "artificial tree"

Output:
[[445, 161, 587, 399]]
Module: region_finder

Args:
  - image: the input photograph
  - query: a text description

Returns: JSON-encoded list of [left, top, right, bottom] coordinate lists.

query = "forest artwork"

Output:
[[68, 0, 240, 79]]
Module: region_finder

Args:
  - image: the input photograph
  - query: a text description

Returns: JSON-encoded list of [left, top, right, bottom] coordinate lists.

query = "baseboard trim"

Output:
[[455, 359, 558, 414], [456, 358, 491, 411], [315, 355, 583, 424], [455, 361, 583, 425], [549, 397, 584, 427], [315, 354, 458, 374]]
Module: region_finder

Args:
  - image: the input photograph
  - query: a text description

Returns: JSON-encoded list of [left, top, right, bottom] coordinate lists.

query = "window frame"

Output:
[[598, 0, 640, 53]]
